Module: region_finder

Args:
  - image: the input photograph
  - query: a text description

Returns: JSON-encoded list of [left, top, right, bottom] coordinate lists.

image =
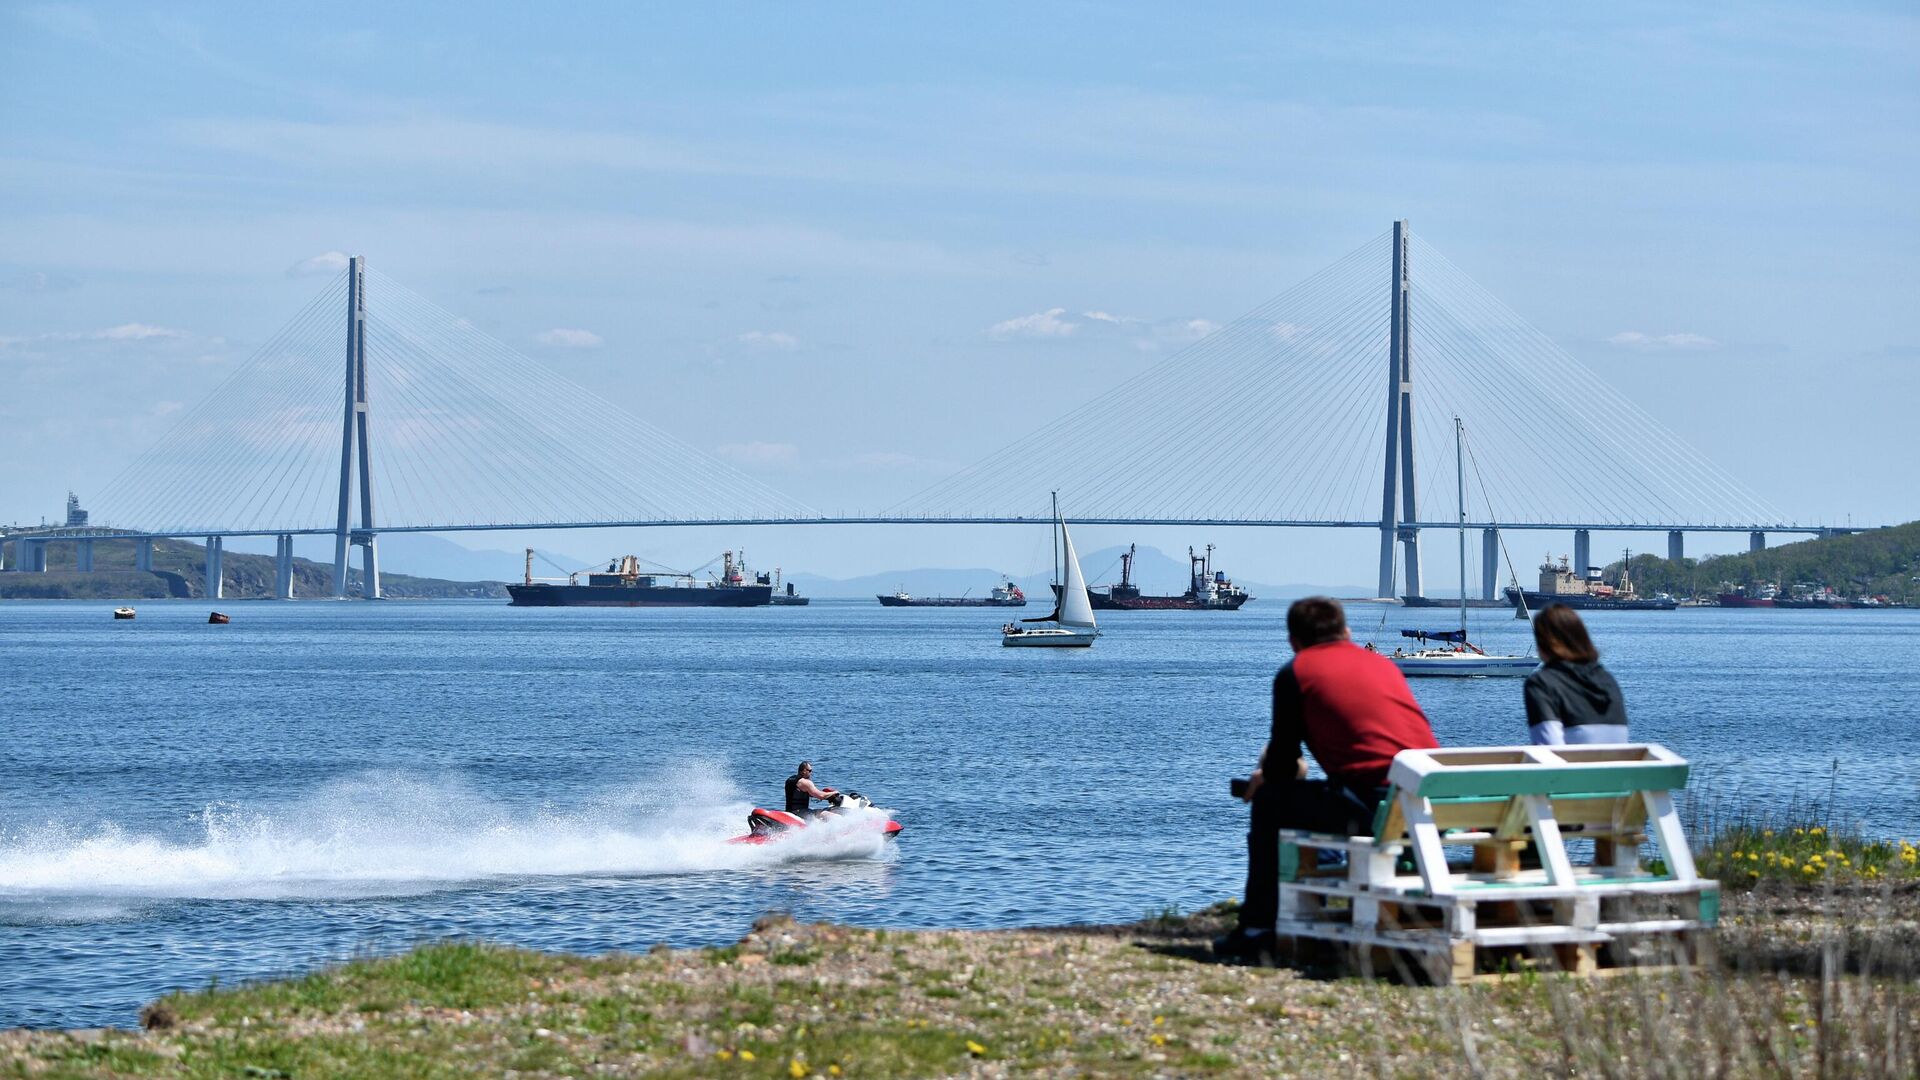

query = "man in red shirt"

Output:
[[1215, 597, 1438, 960]]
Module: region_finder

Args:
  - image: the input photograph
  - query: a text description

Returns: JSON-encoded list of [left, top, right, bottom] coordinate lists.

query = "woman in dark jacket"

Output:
[[1523, 604, 1629, 744]]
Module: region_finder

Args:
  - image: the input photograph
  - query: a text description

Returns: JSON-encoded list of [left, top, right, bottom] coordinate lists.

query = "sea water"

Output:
[[1, 599, 1915, 1027]]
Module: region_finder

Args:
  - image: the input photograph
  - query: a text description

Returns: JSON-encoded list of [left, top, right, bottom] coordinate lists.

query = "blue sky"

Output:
[[3, 3, 1915, 586]]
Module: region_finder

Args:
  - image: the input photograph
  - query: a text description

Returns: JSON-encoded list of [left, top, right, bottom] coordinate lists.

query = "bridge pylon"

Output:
[[1377, 220, 1423, 599], [331, 255, 380, 599]]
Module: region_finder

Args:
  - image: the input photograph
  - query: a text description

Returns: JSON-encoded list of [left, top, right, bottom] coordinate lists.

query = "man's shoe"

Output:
[[1211, 927, 1277, 962]]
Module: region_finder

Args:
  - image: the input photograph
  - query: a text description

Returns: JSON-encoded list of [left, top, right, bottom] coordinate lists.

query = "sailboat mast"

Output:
[[1051, 491, 1060, 587], [1455, 416, 1467, 637]]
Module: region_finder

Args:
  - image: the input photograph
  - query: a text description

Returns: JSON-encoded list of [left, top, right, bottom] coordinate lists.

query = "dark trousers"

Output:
[[1239, 778, 1387, 931]]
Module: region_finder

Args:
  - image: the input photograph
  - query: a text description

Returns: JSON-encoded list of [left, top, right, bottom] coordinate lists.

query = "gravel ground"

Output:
[[3, 887, 1917, 1078]]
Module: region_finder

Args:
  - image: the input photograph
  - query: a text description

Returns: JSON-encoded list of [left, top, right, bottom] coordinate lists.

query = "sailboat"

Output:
[[1389, 417, 1536, 678], [1002, 494, 1100, 648]]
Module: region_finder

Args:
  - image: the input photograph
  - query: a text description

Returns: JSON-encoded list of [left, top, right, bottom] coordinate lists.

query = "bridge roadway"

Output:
[[0, 517, 1844, 539]]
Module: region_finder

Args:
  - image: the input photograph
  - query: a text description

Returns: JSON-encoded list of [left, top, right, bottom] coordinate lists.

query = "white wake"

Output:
[[0, 768, 895, 902]]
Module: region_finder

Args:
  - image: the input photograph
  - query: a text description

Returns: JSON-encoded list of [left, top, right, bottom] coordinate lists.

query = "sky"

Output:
[[3, 3, 1916, 589]]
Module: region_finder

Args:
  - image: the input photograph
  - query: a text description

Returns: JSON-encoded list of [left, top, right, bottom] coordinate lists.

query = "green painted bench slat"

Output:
[[1413, 762, 1689, 799]]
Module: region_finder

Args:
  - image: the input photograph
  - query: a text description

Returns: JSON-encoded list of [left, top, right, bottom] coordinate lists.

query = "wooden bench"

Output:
[[1274, 743, 1718, 984]]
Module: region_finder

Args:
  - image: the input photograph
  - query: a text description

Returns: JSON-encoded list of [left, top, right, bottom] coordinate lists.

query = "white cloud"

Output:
[[1081, 310, 1136, 326], [738, 330, 799, 349], [1271, 322, 1308, 342], [1180, 318, 1221, 340], [535, 328, 603, 348], [0, 323, 186, 347], [988, 307, 1077, 339], [1607, 330, 1719, 351], [287, 251, 350, 277], [716, 441, 800, 467], [94, 323, 183, 341]]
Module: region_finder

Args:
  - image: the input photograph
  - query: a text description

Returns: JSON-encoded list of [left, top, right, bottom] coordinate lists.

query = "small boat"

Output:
[[1002, 494, 1100, 648], [112, 607, 136, 620], [208, 611, 231, 624], [1385, 630, 1538, 677], [762, 570, 809, 606], [1387, 418, 1534, 678]]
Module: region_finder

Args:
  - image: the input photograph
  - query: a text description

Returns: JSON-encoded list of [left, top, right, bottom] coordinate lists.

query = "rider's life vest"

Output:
[[785, 773, 810, 815]]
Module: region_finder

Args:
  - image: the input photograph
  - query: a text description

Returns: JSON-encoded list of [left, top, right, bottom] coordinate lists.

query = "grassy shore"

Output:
[[5, 842, 1918, 1078]]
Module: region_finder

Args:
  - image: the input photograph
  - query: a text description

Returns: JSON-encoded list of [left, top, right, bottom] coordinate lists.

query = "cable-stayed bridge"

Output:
[[2, 222, 1847, 599]]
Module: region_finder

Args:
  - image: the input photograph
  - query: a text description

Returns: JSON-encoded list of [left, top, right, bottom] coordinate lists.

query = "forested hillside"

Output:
[[1607, 521, 1919, 602], [0, 536, 505, 600]]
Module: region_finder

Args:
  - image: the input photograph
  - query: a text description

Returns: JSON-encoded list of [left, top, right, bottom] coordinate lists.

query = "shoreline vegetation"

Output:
[[4, 829, 1916, 1078], [1606, 519, 1920, 605]]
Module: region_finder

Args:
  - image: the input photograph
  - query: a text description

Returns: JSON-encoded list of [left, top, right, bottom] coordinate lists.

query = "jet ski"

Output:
[[728, 790, 903, 845]]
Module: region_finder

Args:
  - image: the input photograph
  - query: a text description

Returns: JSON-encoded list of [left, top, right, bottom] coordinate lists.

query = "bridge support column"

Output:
[[136, 537, 153, 572], [275, 534, 295, 599], [205, 536, 223, 599], [1667, 530, 1684, 563], [1481, 529, 1500, 600], [0, 537, 7, 572], [1749, 531, 1765, 553], [1574, 529, 1591, 578], [333, 255, 376, 599], [25, 539, 47, 573], [358, 534, 380, 600], [76, 538, 94, 572], [1376, 219, 1422, 598]]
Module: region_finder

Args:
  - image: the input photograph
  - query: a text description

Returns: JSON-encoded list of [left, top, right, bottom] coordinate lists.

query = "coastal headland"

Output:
[[4, 866, 1914, 1078]]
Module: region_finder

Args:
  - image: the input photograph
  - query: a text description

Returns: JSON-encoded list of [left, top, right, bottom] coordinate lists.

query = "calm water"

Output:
[[2, 598, 1916, 1027]]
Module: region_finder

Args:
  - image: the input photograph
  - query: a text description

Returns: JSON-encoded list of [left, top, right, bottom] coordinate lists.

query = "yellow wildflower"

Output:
[[966, 1040, 987, 1057], [790, 1059, 808, 1079], [830, 1067, 843, 1078], [1763, 830, 1774, 838], [1153, 1015, 1165, 1026], [1150, 1033, 1168, 1047], [717, 1050, 734, 1061], [1811, 826, 1825, 836], [740, 1050, 756, 1062]]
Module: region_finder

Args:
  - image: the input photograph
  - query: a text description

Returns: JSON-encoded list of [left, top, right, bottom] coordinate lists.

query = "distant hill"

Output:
[[1606, 521, 1920, 602], [788, 544, 1370, 601], [0, 536, 504, 600]]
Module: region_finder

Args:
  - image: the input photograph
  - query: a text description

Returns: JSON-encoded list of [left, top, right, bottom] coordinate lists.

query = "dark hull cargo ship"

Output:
[[877, 581, 1027, 607], [507, 551, 773, 607], [1055, 544, 1251, 611]]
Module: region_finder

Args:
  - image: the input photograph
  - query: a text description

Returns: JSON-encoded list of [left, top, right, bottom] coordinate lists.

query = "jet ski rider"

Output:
[[785, 761, 837, 818]]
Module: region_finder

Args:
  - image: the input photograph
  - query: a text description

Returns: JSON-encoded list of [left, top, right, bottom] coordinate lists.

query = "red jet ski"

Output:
[[729, 790, 903, 845]]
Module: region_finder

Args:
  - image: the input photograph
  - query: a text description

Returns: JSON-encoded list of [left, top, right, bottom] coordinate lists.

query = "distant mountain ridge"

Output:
[[218, 536, 1371, 602], [787, 544, 1370, 600]]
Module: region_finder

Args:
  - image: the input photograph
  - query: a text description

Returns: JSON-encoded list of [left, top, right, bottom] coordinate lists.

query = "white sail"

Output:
[[1057, 518, 1097, 629]]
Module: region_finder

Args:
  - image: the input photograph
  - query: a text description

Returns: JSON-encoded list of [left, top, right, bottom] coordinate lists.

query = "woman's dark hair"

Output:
[[1287, 596, 1348, 647], [1532, 604, 1599, 664]]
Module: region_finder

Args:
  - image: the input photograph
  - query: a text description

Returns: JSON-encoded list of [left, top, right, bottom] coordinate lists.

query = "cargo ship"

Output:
[[507, 550, 773, 607], [1503, 552, 1678, 612], [1717, 583, 1778, 608], [877, 581, 1026, 607], [1057, 544, 1251, 611]]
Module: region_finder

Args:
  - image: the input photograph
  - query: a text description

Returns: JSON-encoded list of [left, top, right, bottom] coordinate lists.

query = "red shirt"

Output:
[[1271, 640, 1437, 787]]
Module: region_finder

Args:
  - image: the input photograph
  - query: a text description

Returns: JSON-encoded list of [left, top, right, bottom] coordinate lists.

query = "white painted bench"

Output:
[[1274, 743, 1719, 984]]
